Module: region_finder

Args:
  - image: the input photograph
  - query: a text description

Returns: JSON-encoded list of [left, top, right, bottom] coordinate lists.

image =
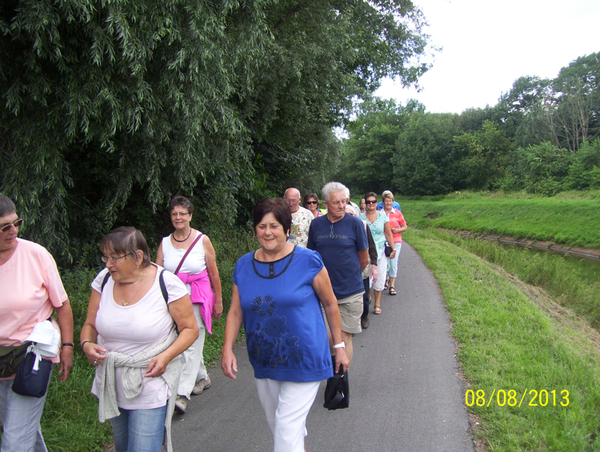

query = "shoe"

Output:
[[175, 396, 187, 414], [192, 376, 212, 395], [361, 317, 370, 329], [389, 287, 397, 295], [374, 306, 382, 315]]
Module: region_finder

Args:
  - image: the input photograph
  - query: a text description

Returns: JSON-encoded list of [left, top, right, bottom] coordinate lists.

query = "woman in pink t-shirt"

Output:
[[0, 194, 74, 452]]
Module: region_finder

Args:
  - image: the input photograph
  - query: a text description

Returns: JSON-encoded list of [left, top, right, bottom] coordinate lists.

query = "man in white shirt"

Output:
[[283, 187, 314, 248]]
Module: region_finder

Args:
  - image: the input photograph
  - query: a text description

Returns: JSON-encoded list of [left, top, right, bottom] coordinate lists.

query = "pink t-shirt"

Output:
[[0, 238, 67, 351], [386, 209, 406, 243]]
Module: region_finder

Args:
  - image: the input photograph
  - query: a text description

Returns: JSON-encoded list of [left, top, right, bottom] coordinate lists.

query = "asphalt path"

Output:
[[171, 242, 475, 452]]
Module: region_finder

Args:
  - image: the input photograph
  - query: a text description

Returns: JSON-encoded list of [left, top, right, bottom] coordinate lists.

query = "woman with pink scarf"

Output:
[[156, 196, 223, 414]]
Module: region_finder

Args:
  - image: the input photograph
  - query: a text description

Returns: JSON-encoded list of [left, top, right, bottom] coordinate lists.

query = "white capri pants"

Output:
[[177, 303, 208, 398], [371, 250, 388, 292], [255, 378, 321, 452]]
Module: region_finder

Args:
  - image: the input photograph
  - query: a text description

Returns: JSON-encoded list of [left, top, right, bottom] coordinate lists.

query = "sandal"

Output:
[[389, 287, 397, 296], [384, 278, 389, 290], [374, 306, 382, 315]]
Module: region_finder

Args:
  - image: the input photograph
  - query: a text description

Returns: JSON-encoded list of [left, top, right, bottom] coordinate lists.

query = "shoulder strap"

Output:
[[159, 269, 168, 304], [101, 271, 111, 292], [174, 233, 203, 274]]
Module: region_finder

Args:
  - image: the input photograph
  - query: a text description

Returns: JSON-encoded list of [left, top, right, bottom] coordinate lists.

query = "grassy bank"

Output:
[[407, 228, 600, 450], [399, 190, 600, 250]]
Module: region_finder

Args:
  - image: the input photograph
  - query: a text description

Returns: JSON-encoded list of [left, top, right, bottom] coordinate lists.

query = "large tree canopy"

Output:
[[0, 0, 429, 263]]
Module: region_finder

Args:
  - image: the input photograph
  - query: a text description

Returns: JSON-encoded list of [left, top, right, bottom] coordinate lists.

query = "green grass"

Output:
[[399, 190, 600, 250], [407, 228, 600, 450]]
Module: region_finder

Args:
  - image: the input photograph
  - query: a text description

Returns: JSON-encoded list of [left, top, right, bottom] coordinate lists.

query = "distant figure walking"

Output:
[[382, 190, 407, 296]]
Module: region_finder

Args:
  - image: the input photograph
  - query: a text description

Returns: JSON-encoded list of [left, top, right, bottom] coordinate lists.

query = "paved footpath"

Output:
[[172, 243, 475, 452]]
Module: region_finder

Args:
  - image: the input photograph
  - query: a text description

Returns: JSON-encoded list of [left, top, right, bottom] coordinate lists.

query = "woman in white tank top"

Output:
[[155, 196, 223, 414]]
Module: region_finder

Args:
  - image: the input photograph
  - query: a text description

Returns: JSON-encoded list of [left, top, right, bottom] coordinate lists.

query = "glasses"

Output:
[[101, 254, 132, 264], [171, 212, 189, 217], [305, 201, 318, 205], [284, 199, 300, 204], [366, 200, 377, 204], [1, 218, 23, 233]]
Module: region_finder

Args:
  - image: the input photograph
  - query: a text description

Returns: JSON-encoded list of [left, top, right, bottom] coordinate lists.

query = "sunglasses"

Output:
[[305, 201, 318, 205], [1, 218, 23, 233], [366, 200, 377, 204]]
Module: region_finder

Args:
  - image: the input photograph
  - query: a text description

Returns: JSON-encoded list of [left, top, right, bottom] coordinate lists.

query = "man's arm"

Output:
[[358, 248, 369, 270]]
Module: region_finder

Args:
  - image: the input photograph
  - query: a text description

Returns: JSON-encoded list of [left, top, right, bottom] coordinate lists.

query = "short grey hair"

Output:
[[0, 194, 16, 218], [322, 182, 349, 203]]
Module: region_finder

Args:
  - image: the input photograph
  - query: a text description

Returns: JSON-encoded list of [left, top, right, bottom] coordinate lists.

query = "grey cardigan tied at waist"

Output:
[[95, 327, 181, 452]]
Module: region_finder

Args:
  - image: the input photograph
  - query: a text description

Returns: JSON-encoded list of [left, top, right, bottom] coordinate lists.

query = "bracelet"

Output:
[[62, 343, 74, 347], [333, 341, 345, 349], [80, 340, 93, 350]]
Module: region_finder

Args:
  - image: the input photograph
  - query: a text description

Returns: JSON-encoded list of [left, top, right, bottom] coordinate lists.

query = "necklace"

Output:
[[173, 228, 192, 242], [121, 271, 145, 306]]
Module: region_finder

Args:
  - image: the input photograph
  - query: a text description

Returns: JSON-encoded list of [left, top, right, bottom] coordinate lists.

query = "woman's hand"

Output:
[[389, 249, 396, 259], [213, 298, 224, 319], [334, 348, 350, 373], [221, 348, 238, 379], [145, 352, 171, 378], [57, 346, 74, 382], [82, 341, 108, 367]]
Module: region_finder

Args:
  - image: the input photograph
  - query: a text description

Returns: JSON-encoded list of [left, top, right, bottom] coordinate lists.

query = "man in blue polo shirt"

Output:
[[307, 182, 369, 365]]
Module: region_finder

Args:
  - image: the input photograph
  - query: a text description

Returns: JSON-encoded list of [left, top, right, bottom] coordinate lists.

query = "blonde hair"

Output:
[[382, 190, 394, 201]]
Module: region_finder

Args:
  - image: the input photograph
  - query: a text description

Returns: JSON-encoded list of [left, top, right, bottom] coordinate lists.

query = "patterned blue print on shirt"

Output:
[[248, 295, 304, 368]]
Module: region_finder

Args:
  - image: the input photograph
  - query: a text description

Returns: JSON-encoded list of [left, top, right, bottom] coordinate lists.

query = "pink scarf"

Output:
[[176, 269, 215, 334]]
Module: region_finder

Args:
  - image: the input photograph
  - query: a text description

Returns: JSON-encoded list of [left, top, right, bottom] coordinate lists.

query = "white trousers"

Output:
[[177, 303, 208, 398], [371, 251, 388, 291], [255, 379, 320, 452], [0, 379, 49, 452]]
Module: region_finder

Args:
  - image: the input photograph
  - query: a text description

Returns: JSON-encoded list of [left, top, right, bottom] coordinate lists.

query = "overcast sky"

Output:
[[375, 0, 600, 114]]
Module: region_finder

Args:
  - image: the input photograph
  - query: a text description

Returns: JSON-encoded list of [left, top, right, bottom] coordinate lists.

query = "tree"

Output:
[[393, 112, 462, 196], [0, 0, 430, 263], [453, 121, 512, 190], [340, 98, 424, 194], [241, 0, 430, 195]]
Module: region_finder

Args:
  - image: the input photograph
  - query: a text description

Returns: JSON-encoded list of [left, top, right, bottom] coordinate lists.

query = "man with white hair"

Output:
[[283, 187, 314, 248], [307, 182, 369, 365]]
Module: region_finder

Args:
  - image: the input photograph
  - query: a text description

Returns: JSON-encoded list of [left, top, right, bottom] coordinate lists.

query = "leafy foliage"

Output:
[[0, 0, 430, 265]]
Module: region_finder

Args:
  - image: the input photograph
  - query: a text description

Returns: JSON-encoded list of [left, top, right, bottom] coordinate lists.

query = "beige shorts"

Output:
[[324, 292, 364, 335]]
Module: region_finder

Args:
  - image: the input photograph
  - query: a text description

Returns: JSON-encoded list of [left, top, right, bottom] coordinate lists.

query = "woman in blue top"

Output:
[[221, 198, 349, 452]]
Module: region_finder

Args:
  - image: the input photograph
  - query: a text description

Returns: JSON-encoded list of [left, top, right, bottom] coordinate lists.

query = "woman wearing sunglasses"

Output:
[[0, 194, 74, 452], [80, 226, 198, 452], [155, 196, 223, 414], [358, 192, 396, 315], [303, 193, 323, 218]]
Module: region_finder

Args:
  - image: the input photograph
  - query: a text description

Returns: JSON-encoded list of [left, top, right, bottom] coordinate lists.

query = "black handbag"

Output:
[[12, 350, 53, 398], [323, 364, 349, 410], [384, 242, 393, 257]]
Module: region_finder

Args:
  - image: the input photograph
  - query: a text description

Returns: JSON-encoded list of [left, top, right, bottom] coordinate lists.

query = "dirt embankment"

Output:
[[448, 230, 600, 260]]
